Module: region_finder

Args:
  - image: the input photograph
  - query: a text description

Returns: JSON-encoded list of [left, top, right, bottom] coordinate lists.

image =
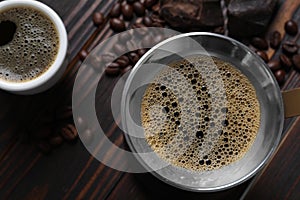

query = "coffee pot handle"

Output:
[[282, 88, 300, 118]]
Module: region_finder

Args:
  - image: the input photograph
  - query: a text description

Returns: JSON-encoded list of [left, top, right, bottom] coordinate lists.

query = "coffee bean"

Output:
[[256, 50, 269, 63], [122, 3, 134, 20], [152, 22, 164, 27], [121, 65, 132, 74], [274, 69, 285, 84], [132, 23, 147, 36], [60, 124, 78, 141], [269, 31, 281, 49], [37, 141, 51, 154], [144, 0, 158, 8], [140, 0, 146, 5], [127, 0, 136, 4], [137, 48, 148, 56], [49, 135, 63, 146], [93, 12, 105, 26], [267, 60, 281, 71], [105, 63, 120, 76], [143, 16, 153, 26], [279, 54, 293, 70], [292, 54, 300, 70], [133, 2, 146, 16], [251, 37, 268, 50], [79, 49, 88, 61], [110, 3, 121, 17], [116, 55, 130, 68], [282, 41, 298, 55], [128, 52, 140, 64], [110, 18, 126, 32], [284, 20, 298, 35]]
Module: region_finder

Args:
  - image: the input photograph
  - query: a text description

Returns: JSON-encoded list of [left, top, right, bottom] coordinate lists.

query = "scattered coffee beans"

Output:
[[93, 12, 105, 26], [282, 41, 298, 55], [269, 31, 281, 49], [128, 52, 140, 64], [268, 60, 281, 71], [292, 54, 300, 70], [251, 37, 268, 50], [110, 18, 126, 32], [60, 124, 78, 141], [110, 3, 121, 17], [105, 62, 121, 76], [280, 54, 293, 70], [144, 0, 158, 9], [116, 55, 130, 68], [79, 49, 88, 61], [274, 69, 285, 84], [143, 16, 153, 26], [256, 50, 269, 63], [122, 3, 134, 20], [133, 1, 146, 16], [284, 20, 298, 35]]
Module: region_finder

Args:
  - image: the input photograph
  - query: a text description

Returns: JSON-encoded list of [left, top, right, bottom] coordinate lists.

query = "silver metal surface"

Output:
[[121, 32, 284, 192]]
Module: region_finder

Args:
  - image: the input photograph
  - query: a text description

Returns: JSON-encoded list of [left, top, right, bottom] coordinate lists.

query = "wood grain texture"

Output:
[[0, 0, 299, 199]]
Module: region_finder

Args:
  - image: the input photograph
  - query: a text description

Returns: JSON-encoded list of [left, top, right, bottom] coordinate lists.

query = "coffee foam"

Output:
[[0, 7, 59, 82], [141, 55, 261, 171]]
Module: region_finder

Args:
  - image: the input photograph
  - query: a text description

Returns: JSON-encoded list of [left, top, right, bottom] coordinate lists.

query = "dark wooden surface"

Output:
[[0, 0, 299, 199]]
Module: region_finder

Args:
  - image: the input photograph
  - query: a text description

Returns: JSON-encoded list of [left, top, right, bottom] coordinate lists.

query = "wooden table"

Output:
[[0, 0, 299, 199]]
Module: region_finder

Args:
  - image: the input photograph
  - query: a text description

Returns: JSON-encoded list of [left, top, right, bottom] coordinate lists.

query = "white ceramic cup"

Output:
[[0, 0, 68, 95]]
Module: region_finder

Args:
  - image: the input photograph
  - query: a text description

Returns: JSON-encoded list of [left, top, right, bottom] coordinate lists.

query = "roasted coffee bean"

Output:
[[152, 22, 164, 27], [280, 54, 293, 70], [79, 49, 88, 61], [110, 3, 121, 17], [292, 54, 300, 70], [140, 0, 146, 6], [93, 12, 105, 26], [110, 18, 126, 32], [251, 37, 268, 50], [121, 65, 132, 74], [143, 16, 153, 26], [37, 141, 51, 154], [144, 0, 158, 8], [55, 105, 73, 121], [268, 60, 281, 71], [133, 2, 146, 16], [269, 31, 281, 49], [284, 20, 298, 35], [274, 69, 285, 84], [60, 124, 78, 141], [132, 23, 147, 36], [256, 50, 269, 63], [105, 63, 120, 76], [113, 43, 127, 55], [127, 0, 136, 4], [282, 41, 298, 55], [116, 56, 130, 68], [49, 135, 63, 146], [128, 52, 140, 64], [122, 3, 134, 20], [137, 48, 148, 56]]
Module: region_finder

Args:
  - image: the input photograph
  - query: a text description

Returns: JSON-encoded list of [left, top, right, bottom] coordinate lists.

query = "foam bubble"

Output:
[[141, 55, 261, 171]]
